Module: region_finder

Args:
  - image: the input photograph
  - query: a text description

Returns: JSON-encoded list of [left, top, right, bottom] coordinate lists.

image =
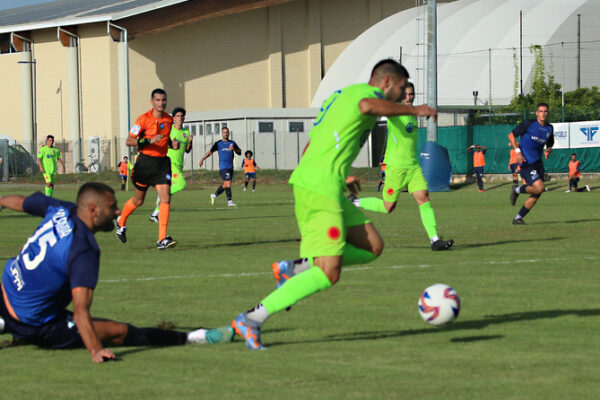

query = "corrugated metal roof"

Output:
[[0, 0, 186, 33]]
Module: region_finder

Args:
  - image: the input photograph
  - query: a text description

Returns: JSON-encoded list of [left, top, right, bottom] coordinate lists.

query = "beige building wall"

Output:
[[7, 0, 445, 159], [0, 51, 25, 142], [31, 29, 70, 149]]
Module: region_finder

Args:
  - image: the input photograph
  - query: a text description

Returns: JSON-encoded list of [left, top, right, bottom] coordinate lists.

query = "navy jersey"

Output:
[[512, 120, 554, 164], [2, 192, 100, 326], [210, 140, 240, 170]]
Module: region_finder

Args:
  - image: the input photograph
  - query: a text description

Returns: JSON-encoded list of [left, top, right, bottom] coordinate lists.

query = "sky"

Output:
[[0, 0, 55, 12]]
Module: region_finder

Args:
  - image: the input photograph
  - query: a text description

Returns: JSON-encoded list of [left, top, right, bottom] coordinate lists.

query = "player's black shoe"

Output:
[[512, 218, 526, 225], [157, 236, 177, 250], [115, 217, 127, 243], [431, 238, 454, 251], [509, 187, 519, 206], [347, 193, 357, 202]]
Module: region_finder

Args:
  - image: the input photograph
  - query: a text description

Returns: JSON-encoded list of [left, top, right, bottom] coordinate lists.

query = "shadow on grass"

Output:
[[450, 335, 504, 343], [175, 237, 300, 251], [266, 308, 600, 348], [454, 236, 566, 249], [529, 218, 600, 225], [205, 214, 292, 222], [484, 182, 512, 191]]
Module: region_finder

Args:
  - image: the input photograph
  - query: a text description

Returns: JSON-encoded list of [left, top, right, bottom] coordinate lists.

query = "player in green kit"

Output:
[[353, 82, 453, 251], [231, 60, 438, 350], [150, 107, 192, 222], [37, 135, 64, 197]]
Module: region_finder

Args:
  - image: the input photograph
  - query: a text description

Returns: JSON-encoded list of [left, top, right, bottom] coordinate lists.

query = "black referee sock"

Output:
[[517, 206, 530, 219], [225, 188, 232, 201], [252, 181, 256, 190], [123, 324, 187, 346], [215, 186, 224, 197]]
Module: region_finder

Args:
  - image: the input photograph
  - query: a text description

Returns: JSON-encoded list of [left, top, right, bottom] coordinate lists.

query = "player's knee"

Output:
[[371, 237, 384, 257]]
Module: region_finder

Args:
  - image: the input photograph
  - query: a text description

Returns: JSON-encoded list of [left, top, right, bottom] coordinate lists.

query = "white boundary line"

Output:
[[100, 256, 600, 284]]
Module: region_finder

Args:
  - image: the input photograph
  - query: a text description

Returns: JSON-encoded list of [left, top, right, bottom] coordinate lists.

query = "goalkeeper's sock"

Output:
[[358, 197, 388, 213], [419, 201, 439, 240]]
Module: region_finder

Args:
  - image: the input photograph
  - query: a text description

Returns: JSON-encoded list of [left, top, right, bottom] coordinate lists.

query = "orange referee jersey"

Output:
[[118, 161, 128, 176], [129, 110, 174, 157], [568, 160, 581, 178]]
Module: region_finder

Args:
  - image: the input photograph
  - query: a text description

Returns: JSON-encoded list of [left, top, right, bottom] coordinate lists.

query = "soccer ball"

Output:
[[418, 283, 461, 326]]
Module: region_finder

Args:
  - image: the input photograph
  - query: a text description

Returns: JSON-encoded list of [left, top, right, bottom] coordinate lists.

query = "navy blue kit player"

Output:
[[199, 126, 242, 207], [508, 103, 554, 225], [0, 183, 232, 363]]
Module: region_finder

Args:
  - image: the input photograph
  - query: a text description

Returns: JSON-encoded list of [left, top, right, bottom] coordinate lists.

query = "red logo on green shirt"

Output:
[[387, 188, 394, 195], [327, 227, 341, 240]]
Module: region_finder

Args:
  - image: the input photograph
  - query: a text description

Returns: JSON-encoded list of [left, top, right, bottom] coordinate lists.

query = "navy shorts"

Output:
[[381, 171, 386, 180], [509, 163, 519, 173], [120, 174, 127, 180], [519, 160, 545, 186], [474, 166, 484, 178], [245, 172, 256, 179], [0, 292, 83, 349], [220, 169, 233, 181]]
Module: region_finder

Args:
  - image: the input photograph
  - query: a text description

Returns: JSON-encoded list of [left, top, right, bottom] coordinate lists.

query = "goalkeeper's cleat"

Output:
[[512, 218, 526, 225], [149, 214, 159, 223], [115, 217, 127, 243], [272, 260, 295, 288], [232, 313, 265, 350], [431, 238, 454, 251], [210, 193, 216, 206], [205, 326, 235, 344], [509, 187, 519, 206], [585, 185, 591, 192]]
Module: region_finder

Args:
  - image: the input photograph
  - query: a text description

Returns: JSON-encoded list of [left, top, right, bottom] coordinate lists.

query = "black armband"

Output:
[[138, 138, 151, 148]]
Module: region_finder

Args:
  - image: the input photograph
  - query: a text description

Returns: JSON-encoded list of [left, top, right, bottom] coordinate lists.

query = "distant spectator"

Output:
[[566, 153, 590, 192], [467, 144, 487, 192]]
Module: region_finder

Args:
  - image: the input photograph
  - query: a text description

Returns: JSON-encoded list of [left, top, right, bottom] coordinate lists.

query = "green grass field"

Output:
[[0, 178, 599, 399]]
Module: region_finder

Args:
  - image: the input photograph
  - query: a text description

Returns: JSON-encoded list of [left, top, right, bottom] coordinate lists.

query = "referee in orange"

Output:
[[116, 88, 179, 249]]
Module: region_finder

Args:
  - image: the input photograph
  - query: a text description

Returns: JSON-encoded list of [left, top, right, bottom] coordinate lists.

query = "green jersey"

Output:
[[37, 145, 61, 174], [167, 127, 191, 170], [384, 115, 419, 168], [290, 83, 383, 198]]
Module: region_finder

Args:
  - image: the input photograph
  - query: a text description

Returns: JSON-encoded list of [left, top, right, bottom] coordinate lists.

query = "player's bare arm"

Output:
[[72, 286, 116, 363], [185, 134, 193, 153], [198, 150, 213, 167], [358, 98, 437, 121], [0, 195, 26, 212], [37, 158, 44, 173]]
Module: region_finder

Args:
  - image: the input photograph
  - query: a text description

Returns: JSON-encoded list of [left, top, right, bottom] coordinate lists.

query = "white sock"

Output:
[[0, 317, 5, 333], [186, 328, 208, 344], [430, 235, 440, 244], [246, 304, 269, 325], [515, 186, 521, 194]]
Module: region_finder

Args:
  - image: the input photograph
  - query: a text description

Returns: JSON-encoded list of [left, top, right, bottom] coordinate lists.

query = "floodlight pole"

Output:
[[426, 0, 438, 142], [18, 59, 37, 155]]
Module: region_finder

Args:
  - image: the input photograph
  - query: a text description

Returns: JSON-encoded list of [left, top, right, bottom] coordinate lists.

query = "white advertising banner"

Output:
[[550, 123, 570, 149], [570, 121, 600, 148]]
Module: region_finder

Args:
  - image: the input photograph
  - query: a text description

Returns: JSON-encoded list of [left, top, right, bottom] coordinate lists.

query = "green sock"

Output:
[[358, 197, 388, 213], [343, 243, 377, 266], [262, 267, 332, 314], [153, 195, 160, 215], [45, 187, 53, 197], [419, 201, 438, 239]]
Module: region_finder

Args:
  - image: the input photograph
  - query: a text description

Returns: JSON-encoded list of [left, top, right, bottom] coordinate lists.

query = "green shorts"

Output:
[[382, 165, 428, 203], [170, 167, 187, 194], [293, 185, 370, 258], [43, 173, 56, 185]]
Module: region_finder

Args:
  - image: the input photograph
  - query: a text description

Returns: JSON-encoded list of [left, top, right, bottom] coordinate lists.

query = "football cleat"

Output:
[[210, 193, 216, 206], [243, 187, 247, 192], [271, 260, 295, 288], [232, 313, 265, 350], [115, 217, 127, 243], [227, 201, 237, 207], [149, 214, 159, 223], [585, 185, 591, 192], [509, 187, 519, 206], [431, 239, 454, 251], [157, 236, 177, 250], [512, 218, 526, 225]]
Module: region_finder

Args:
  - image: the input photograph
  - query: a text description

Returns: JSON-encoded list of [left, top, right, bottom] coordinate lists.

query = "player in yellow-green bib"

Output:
[[37, 135, 64, 197], [231, 60, 438, 350], [354, 82, 453, 251], [150, 107, 192, 222]]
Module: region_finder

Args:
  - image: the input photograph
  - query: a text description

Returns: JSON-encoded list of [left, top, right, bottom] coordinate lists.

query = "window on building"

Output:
[[259, 122, 274, 133], [289, 121, 304, 133]]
